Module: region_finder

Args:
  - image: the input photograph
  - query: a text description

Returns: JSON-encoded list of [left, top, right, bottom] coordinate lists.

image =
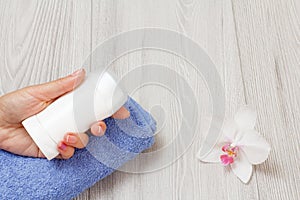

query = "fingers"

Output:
[[27, 69, 86, 101], [56, 133, 88, 160], [56, 121, 107, 159], [63, 133, 89, 149], [55, 106, 130, 160], [57, 141, 75, 159], [112, 106, 130, 119], [89, 107, 130, 136], [90, 121, 107, 136]]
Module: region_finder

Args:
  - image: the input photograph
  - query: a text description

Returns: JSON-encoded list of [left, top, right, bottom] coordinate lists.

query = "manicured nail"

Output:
[[92, 125, 104, 136], [97, 126, 104, 135], [71, 69, 84, 76], [91, 124, 105, 136], [66, 135, 77, 144], [59, 142, 67, 151]]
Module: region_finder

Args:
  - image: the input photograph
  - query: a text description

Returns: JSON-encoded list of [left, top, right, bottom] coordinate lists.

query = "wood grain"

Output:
[[0, 0, 299, 199], [231, 0, 300, 199], [86, 0, 258, 199], [0, 0, 91, 94]]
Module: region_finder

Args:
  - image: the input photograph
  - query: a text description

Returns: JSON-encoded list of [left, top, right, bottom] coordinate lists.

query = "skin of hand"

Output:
[[0, 69, 130, 159]]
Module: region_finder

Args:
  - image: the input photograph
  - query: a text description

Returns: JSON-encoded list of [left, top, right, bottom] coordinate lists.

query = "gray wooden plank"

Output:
[[0, 0, 299, 199], [0, 0, 91, 198], [232, 0, 300, 199], [0, 0, 91, 91], [88, 0, 259, 199]]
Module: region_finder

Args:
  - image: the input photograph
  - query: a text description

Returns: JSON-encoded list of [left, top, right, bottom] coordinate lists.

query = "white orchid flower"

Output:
[[198, 106, 271, 183]]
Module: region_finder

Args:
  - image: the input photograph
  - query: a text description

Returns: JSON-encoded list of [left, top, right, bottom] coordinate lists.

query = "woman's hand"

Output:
[[0, 69, 129, 159]]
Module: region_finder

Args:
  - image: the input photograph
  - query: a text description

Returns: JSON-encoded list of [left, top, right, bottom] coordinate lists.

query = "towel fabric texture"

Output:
[[0, 97, 156, 199]]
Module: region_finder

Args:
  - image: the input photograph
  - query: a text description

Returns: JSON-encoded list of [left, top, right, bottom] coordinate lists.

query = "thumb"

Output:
[[27, 69, 86, 101]]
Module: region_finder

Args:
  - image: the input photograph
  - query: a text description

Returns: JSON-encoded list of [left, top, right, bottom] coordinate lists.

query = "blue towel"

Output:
[[0, 98, 156, 199]]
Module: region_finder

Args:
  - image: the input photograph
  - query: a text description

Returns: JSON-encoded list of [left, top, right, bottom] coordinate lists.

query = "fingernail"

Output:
[[71, 69, 84, 76], [59, 142, 67, 151], [94, 125, 105, 136], [98, 126, 104, 135], [66, 135, 77, 144]]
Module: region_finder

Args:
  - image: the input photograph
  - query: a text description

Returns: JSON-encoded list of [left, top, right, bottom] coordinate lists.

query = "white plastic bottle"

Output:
[[22, 70, 128, 160]]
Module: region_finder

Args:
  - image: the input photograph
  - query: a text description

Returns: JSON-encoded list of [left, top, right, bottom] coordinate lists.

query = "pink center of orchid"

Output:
[[220, 143, 239, 166]]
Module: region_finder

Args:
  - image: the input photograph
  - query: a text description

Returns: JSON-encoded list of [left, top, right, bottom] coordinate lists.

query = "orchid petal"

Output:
[[234, 106, 257, 131], [238, 130, 271, 164], [222, 119, 238, 142], [230, 151, 253, 183]]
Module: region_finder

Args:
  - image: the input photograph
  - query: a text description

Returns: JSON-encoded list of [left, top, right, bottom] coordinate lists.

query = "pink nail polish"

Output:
[[66, 135, 77, 143], [59, 143, 67, 150], [22, 71, 127, 160]]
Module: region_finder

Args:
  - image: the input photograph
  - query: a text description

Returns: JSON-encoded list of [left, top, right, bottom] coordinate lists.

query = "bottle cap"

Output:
[[22, 115, 59, 160]]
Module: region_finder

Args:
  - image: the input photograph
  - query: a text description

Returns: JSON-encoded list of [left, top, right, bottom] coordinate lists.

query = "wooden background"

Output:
[[0, 0, 299, 199]]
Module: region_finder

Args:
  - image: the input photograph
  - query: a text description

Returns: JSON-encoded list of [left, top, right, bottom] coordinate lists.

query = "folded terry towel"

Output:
[[0, 97, 156, 199]]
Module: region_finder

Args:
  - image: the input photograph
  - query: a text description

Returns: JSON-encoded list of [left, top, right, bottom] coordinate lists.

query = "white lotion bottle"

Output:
[[22, 70, 128, 160]]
